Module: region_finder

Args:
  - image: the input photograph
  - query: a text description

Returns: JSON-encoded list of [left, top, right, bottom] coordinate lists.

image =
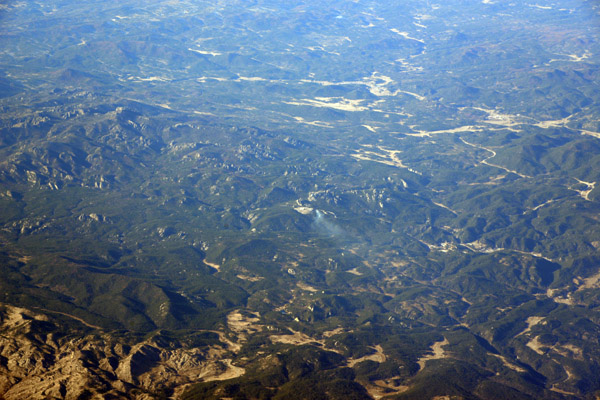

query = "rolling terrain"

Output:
[[1, 0, 600, 398]]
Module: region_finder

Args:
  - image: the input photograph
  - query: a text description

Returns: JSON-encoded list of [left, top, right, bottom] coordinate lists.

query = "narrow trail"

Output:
[[459, 137, 531, 178], [32, 307, 103, 330]]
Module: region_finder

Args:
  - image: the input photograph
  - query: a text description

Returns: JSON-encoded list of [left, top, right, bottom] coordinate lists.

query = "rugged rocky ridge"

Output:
[[0, 304, 237, 399]]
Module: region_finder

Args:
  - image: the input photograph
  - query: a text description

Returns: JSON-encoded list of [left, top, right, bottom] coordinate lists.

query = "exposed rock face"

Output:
[[0, 304, 237, 399]]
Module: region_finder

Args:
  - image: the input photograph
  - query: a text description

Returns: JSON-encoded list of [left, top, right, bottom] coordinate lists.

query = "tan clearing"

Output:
[[350, 151, 406, 169], [516, 316, 545, 337], [490, 354, 526, 373], [270, 329, 319, 346], [534, 115, 572, 129], [322, 327, 345, 338], [351, 145, 422, 175], [363, 377, 410, 399], [297, 282, 319, 292], [395, 90, 426, 101], [5, 306, 48, 328], [236, 274, 263, 282], [472, 107, 523, 127], [526, 336, 546, 355], [577, 270, 600, 291], [526, 199, 555, 213], [390, 28, 425, 44], [227, 311, 261, 336], [203, 260, 221, 271], [292, 116, 333, 128], [207, 330, 243, 353], [17, 255, 32, 263], [553, 344, 584, 361], [294, 206, 314, 215], [417, 337, 449, 371], [347, 345, 386, 367], [546, 288, 574, 305], [572, 178, 595, 201], [188, 48, 222, 56], [581, 129, 600, 139], [200, 359, 245, 382], [432, 201, 458, 215]]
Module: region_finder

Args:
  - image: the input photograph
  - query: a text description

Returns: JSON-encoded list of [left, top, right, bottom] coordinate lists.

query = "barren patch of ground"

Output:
[[417, 337, 449, 371], [347, 345, 386, 367]]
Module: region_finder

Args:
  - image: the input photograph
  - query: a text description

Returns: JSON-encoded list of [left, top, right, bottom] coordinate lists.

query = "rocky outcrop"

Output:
[[0, 304, 239, 399]]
